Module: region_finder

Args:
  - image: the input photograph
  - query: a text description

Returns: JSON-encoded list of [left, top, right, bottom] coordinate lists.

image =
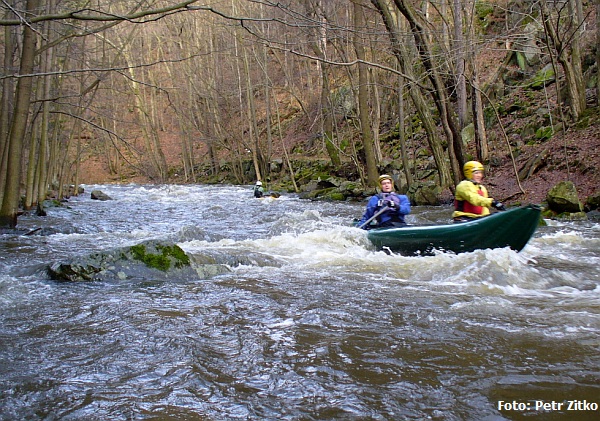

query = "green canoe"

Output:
[[367, 204, 542, 255]]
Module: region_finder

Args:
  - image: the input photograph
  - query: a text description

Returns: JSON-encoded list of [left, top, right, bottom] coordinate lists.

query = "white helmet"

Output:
[[256, 181, 262, 186]]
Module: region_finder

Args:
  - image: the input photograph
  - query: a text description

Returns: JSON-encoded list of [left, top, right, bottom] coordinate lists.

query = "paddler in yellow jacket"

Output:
[[453, 161, 506, 222]]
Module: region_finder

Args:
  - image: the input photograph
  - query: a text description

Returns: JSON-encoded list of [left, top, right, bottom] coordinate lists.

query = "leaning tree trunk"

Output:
[[391, 0, 464, 184], [371, 0, 452, 189]]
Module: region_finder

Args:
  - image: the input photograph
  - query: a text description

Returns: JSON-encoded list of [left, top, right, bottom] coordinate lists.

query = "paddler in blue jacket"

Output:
[[453, 161, 505, 222], [358, 174, 411, 229]]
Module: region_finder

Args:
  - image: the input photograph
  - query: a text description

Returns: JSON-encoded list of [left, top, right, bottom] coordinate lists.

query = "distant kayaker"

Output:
[[453, 161, 506, 222], [357, 174, 411, 229], [253, 180, 264, 198]]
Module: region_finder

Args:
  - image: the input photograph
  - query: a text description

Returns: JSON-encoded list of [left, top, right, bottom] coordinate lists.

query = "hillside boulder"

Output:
[[585, 192, 600, 211], [546, 181, 583, 213]]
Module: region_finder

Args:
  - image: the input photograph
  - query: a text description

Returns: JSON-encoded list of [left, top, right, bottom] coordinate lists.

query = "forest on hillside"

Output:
[[0, 0, 599, 228]]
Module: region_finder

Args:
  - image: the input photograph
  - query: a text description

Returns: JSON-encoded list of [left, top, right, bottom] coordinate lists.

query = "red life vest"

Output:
[[454, 184, 485, 215]]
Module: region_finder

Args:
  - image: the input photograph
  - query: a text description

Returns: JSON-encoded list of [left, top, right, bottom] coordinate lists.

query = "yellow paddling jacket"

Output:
[[452, 180, 493, 219]]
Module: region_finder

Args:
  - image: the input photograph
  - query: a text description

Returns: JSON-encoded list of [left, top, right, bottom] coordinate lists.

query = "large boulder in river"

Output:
[[546, 181, 583, 213], [90, 190, 112, 201], [46, 240, 230, 282]]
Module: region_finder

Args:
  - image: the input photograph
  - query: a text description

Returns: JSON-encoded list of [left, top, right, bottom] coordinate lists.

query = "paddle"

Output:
[[357, 206, 389, 229]]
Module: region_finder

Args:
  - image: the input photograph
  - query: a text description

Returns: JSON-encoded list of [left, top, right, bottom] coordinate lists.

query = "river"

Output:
[[1, 184, 599, 420]]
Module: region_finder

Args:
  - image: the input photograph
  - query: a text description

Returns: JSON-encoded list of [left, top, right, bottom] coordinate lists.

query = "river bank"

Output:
[[77, 112, 600, 212]]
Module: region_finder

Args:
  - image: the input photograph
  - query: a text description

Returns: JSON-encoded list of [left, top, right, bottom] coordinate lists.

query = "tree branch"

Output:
[[0, 1, 202, 26]]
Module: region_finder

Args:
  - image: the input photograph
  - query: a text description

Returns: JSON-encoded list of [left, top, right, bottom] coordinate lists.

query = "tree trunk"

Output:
[[453, 0, 468, 129], [391, 0, 464, 184], [303, 0, 341, 168], [25, 116, 39, 210], [36, 48, 53, 204], [467, 8, 488, 162], [0, 22, 16, 206], [371, 0, 452, 189], [353, 1, 379, 186], [274, 95, 299, 193], [0, 0, 39, 228], [369, 68, 383, 162], [540, 0, 586, 119], [398, 74, 413, 187], [243, 47, 263, 182]]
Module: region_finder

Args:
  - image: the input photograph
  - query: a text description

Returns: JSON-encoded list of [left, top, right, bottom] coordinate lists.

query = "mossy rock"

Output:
[[546, 181, 583, 213], [407, 182, 443, 206], [300, 186, 338, 200], [529, 65, 555, 89], [542, 210, 588, 221], [46, 240, 224, 283], [130, 243, 190, 271], [323, 192, 347, 201]]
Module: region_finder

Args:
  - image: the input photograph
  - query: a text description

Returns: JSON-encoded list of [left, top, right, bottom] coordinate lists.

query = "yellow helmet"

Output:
[[463, 161, 484, 180], [378, 174, 393, 187]]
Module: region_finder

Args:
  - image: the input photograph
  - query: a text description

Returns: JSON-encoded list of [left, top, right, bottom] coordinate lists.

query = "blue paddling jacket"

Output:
[[358, 192, 411, 229]]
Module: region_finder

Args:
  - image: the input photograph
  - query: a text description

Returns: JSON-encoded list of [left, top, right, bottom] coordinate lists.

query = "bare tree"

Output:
[[0, 0, 38, 228], [303, 0, 341, 168], [453, 0, 468, 130], [539, 0, 587, 120], [353, 0, 378, 186], [0, 0, 204, 227], [370, 0, 452, 189]]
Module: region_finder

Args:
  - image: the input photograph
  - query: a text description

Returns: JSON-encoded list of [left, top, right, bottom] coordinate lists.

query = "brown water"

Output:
[[1, 184, 598, 420]]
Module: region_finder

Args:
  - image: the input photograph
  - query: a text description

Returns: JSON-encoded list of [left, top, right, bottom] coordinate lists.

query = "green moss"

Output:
[[130, 243, 190, 272], [529, 67, 555, 89], [130, 244, 147, 261], [163, 244, 191, 268], [339, 138, 350, 152], [475, 1, 494, 18], [576, 106, 600, 129], [326, 192, 346, 201], [541, 209, 554, 219], [535, 126, 553, 140], [343, 182, 358, 191], [516, 51, 526, 70]]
